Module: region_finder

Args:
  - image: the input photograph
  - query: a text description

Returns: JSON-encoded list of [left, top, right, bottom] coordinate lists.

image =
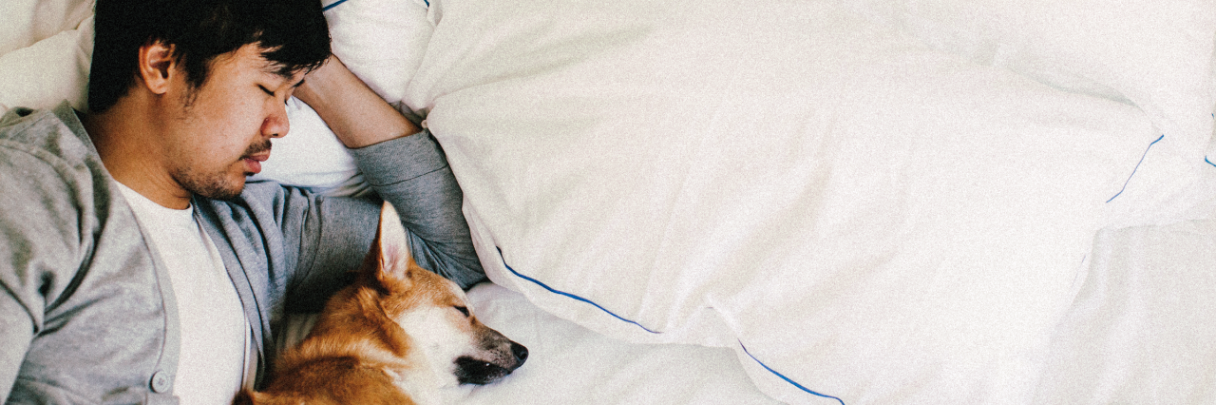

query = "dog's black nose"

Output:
[[511, 342, 529, 364]]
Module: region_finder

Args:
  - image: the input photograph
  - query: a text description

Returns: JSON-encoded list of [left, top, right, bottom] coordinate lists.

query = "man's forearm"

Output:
[[291, 56, 487, 288], [292, 56, 421, 149]]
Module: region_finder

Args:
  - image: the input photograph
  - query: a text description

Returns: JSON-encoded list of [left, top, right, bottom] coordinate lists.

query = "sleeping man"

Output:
[[0, 0, 484, 403]]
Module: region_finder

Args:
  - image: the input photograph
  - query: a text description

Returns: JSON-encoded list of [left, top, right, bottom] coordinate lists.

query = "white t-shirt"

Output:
[[118, 184, 253, 404]]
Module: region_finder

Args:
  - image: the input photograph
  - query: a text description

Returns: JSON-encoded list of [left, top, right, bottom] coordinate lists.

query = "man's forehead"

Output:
[[253, 52, 308, 82], [225, 44, 309, 84], [259, 61, 309, 86]]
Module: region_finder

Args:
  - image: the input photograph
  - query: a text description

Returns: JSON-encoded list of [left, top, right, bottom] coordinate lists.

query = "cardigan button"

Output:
[[149, 370, 172, 393]]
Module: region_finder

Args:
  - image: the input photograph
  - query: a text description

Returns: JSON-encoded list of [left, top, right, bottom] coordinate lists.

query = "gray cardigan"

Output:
[[0, 103, 484, 404]]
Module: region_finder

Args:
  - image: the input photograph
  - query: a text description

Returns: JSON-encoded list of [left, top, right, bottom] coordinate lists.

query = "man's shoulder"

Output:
[[0, 102, 113, 217], [1, 106, 62, 142], [0, 102, 94, 165]]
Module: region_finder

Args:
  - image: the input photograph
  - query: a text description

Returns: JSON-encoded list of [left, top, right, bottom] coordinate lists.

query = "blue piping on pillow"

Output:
[[496, 247, 660, 334], [1107, 134, 1166, 203], [321, 0, 347, 11], [740, 342, 847, 405], [323, 0, 430, 11], [496, 247, 845, 402], [1209, 115, 1216, 168]]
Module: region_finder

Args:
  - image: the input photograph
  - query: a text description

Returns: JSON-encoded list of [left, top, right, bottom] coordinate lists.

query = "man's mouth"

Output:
[[242, 141, 273, 175], [244, 153, 270, 174]]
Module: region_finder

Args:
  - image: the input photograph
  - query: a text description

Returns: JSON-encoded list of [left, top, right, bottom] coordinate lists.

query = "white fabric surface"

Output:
[[0, 0, 93, 56], [464, 205, 1216, 405], [400, 0, 1216, 403], [321, 0, 433, 117], [844, 0, 1216, 162], [0, 15, 92, 114], [1035, 196, 1216, 404], [463, 201, 1216, 404], [456, 283, 785, 405]]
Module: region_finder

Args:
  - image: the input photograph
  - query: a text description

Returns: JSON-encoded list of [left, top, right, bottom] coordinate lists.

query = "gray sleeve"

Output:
[[348, 129, 486, 289], [267, 129, 484, 312], [269, 185, 381, 313], [0, 146, 78, 402]]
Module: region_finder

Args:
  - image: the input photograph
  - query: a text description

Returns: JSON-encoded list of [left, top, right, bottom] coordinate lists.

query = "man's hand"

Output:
[[292, 56, 422, 149]]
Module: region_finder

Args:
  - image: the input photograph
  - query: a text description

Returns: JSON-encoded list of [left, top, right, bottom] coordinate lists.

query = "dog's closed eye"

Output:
[[454, 306, 470, 317]]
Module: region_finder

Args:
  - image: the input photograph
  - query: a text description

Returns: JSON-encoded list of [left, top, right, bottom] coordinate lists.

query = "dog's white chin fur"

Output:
[[393, 306, 473, 388]]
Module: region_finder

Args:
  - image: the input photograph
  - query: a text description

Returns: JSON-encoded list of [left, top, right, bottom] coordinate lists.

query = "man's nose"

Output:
[[263, 103, 289, 138]]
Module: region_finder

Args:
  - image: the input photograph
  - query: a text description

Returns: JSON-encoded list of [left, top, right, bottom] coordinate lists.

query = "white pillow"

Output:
[[321, 0, 433, 113], [0, 0, 94, 56], [844, 0, 1216, 161], [0, 16, 92, 114]]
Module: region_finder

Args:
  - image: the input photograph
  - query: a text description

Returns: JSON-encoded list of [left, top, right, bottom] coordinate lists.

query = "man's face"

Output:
[[163, 44, 305, 200]]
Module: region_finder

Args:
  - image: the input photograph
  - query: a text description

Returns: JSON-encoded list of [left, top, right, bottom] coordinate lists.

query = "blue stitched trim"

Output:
[[1207, 114, 1214, 168], [321, 0, 348, 11], [1107, 134, 1166, 203], [497, 247, 846, 401], [740, 342, 847, 405], [496, 247, 660, 334], [323, 0, 430, 10]]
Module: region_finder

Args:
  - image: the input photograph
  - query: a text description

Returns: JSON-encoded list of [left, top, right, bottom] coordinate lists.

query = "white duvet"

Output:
[[399, 0, 1216, 403]]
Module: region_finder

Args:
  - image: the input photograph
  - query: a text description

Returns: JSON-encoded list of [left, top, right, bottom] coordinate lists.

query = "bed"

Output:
[[4, 0, 1216, 403]]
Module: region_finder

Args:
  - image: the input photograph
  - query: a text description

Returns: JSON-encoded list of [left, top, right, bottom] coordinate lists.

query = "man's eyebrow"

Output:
[[292, 78, 306, 88], [261, 60, 303, 85]]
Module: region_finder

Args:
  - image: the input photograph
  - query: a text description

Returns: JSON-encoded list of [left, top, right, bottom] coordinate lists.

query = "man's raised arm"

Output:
[[292, 57, 486, 288]]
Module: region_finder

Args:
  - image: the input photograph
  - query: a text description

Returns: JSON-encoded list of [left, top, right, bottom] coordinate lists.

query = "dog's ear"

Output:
[[376, 201, 416, 284]]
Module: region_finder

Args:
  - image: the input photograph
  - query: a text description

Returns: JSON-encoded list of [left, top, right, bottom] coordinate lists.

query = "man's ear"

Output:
[[138, 41, 177, 95]]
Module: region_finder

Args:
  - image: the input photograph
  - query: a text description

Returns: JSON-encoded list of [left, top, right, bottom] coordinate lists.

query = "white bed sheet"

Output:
[[455, 282, 783, 405], [1035, 196, 1216, 404], [450, 196, 1216, 405]]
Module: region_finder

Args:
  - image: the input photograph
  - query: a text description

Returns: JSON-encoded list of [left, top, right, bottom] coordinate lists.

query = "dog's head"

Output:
[[362, 202, 528, 387]]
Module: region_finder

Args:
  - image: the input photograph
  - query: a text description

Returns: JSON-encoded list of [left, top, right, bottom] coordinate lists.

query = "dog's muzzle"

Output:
[[455, 341, 529, 385]]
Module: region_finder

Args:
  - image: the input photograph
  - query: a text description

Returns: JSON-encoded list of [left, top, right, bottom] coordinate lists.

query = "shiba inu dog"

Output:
[[235, 202, 528, 405]]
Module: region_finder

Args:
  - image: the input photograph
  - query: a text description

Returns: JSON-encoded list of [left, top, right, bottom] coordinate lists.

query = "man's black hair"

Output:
[[88, 0, 332, 113]]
